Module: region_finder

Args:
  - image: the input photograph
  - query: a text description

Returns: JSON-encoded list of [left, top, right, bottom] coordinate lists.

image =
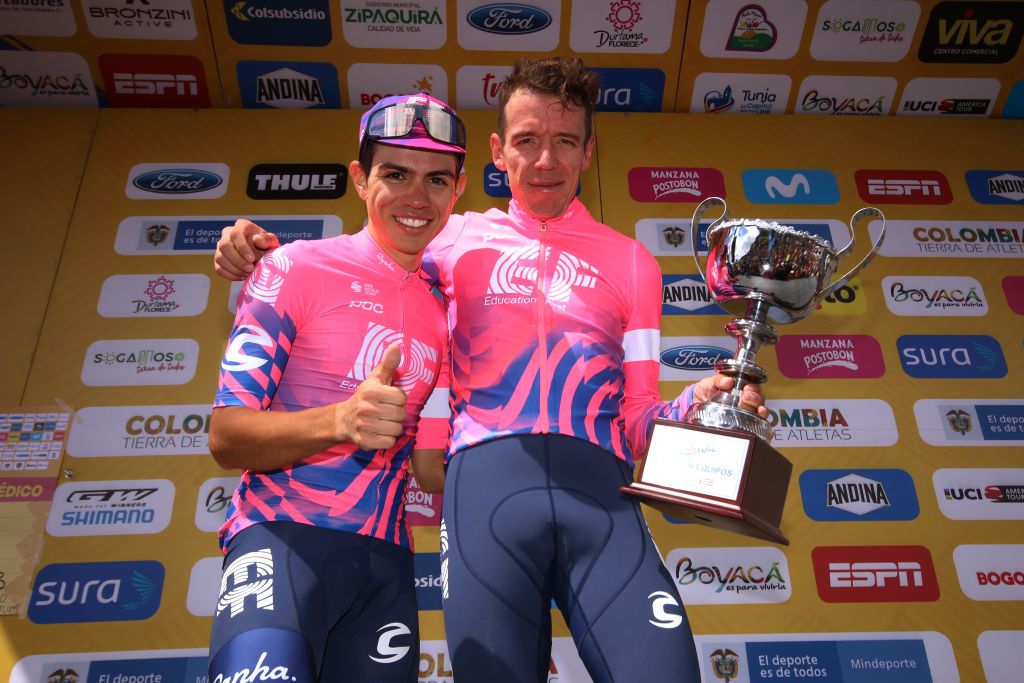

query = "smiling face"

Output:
[[350, 143, 466, 271], [490, 88, 595, 221]]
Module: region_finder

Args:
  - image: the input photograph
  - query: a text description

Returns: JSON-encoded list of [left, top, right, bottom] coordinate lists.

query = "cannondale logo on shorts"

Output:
[[648, 590, 683, 629], [369, 622, 412, 663], [245, 248, 292, 304], [351, 324, 437, 390], [439, 518, 450, 600], [487, 245, 600, 303], [216, 548, 274, 617]]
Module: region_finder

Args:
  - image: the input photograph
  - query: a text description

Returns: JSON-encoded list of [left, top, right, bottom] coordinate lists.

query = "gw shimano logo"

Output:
[[216, 548, 274, 617]]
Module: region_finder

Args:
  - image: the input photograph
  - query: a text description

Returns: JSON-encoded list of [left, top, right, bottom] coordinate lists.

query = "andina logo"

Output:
[[675, 556, 787, 593]]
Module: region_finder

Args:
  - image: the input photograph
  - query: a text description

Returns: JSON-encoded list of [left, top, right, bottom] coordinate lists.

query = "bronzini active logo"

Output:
[[29, 561, 164, 623], [897, 334, 1007, 379]]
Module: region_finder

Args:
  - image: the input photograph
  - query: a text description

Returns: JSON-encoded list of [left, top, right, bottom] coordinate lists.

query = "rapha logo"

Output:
[[486, 245, 600, 305]]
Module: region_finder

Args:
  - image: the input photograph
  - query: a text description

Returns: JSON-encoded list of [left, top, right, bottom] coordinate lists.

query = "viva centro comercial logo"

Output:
[[29, 561, 164, 623]]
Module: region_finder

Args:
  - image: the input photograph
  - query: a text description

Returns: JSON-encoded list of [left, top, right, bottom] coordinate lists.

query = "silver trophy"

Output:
[[622, 198, 886, 544]]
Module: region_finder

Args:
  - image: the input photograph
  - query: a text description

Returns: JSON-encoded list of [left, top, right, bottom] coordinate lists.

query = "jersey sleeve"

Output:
[[413, 341, 452, 451], [620, 240, 696, 457], [214, 243, 307, 410], [421, 213, 468, 290]]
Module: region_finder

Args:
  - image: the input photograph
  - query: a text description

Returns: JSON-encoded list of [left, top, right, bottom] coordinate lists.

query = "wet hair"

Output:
[[496, 57, 600, 143]]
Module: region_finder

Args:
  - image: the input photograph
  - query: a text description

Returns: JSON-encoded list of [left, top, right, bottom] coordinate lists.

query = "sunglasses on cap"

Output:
[[362, 100, 467, 150]]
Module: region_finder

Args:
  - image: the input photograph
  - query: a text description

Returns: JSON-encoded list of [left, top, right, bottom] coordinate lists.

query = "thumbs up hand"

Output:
[[335, 344, 409, 450]]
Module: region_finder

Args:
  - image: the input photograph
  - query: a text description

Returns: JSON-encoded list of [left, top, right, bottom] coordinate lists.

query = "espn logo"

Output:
[[99, 53, 210, 108], [855, 170, 951, 204], [812, 545, 940, 602]]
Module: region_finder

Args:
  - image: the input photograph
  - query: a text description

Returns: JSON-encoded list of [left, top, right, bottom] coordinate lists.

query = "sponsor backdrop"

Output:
[[2, 101, 1022, 682], [1, 1, 1023, 118]]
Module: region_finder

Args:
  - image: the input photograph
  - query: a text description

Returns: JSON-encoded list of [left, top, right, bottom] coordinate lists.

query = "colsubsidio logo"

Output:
[[897, 334, 1007, 378], [29, 561, 164, 623], [414, 552, 442, 610], [742, 169, 840, 204]]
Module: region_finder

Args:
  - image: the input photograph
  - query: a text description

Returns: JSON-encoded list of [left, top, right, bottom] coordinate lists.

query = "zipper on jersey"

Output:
[[536, 221, 550, 432], [396, 271, 414, 378]]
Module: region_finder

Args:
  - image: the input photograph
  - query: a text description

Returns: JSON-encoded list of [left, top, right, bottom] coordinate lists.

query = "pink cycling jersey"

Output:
[[214, 229, 449, 550], [422, 197, 694, 465]]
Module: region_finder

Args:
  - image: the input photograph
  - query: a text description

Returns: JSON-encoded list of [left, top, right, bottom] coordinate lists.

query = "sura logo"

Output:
[[675, 556, 787, 594], [827, 474, 891, 515], [132, 169, 222, 194], [29, 561, 164, 623], [898, 335, 1007, 378], [212, 652, 294, 683], [660, 345, 731, 370], [467, 4, 551, 35]]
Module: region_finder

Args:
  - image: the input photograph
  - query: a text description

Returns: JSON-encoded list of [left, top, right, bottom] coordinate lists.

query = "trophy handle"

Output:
[[691, 196, 729, 284], [816, 206, 886, 305]]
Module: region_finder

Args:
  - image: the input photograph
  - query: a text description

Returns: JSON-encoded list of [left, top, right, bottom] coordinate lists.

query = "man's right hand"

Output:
[[214, 219, 281, 280], [335, 344, 408, 451]]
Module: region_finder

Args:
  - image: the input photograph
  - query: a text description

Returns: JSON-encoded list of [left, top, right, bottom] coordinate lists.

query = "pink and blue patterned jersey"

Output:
[[214, 229, 449, 551], [422, 198, 693, 466]]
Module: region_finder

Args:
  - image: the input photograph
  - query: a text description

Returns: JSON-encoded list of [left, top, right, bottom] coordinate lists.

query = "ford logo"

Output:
[[467, 3, 551, 35], [133, 169, 223, 194], [660, 345, 732, 369]]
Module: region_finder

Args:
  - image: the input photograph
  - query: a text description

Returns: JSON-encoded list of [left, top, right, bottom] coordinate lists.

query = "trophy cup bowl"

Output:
[[621, 197, 886, 544]]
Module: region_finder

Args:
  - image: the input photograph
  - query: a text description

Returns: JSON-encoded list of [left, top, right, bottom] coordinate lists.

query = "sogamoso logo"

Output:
[[132, 169, 223, 195], [466, 3, 552, 35], [29, 560, 164, 624]]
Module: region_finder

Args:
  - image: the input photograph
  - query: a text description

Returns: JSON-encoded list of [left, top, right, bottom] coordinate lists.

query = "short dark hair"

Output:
[[496, 57, 600, 143]]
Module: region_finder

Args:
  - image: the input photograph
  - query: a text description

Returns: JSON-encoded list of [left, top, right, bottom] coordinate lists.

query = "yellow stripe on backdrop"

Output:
[[1, 107, 1023, 680]]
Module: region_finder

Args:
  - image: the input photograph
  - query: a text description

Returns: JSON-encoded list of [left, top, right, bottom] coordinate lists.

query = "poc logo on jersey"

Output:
[[883, 275, 987, 316], [628, 167, 727, 203], [29, 561, 165, 623], [99, 53, 209, 108], [226, 0, 332, 46], [247, 164, 347, 199], [954, 544, 1024, 601], [217, 548, 274, 617], [126, 163, 228, 199], [237, 61, 341, 109], [966, 170, 1024, 204], [662, 275, 723, 315], [800, 469, 919, 521], [855, 170, 951, 204], [812, 546, 939, 603], [667, 546, 791, 605], [742, 169, 840, 204], [487, 245, 599, 305], [898, 334, 1007, 379], [918, 1, 1024, 63], [590, 67, 665, 112], [776, 335, 885, 379], [46, 479, 175, 537]]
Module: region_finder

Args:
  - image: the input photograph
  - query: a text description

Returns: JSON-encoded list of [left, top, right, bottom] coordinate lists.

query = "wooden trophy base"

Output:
[[620, 419, 792, 545]]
